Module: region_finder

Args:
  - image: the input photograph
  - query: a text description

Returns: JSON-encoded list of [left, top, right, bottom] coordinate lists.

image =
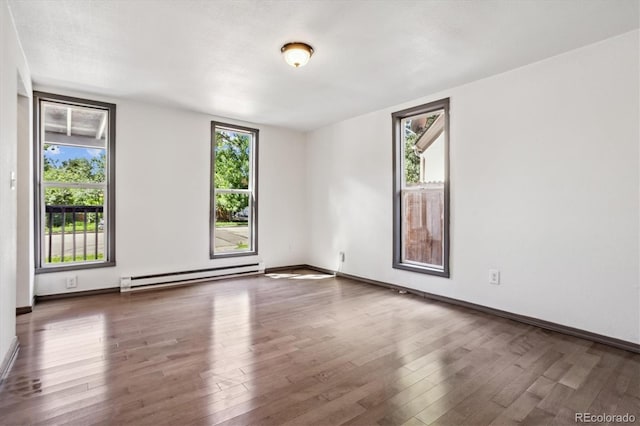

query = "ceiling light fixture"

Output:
[[281, 42, 314, 68]]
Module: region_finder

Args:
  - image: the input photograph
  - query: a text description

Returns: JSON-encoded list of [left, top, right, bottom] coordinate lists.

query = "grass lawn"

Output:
[[216, 221, 248, 228], [46, 221, 99, 234], [45, 253, 104, 264]]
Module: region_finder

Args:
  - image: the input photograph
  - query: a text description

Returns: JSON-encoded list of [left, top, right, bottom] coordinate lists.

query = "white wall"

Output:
[[306, 31, 640, 344], [0, 0, 32, 366], [35, 90, 307, 295], [16, 93, 33, 309]]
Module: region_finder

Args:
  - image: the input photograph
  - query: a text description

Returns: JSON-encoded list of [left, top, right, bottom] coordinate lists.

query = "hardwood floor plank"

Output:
[[558, 352, 600, 390], [489, 391, 541, 424], [563, 364, 621, 413], [521, 407, 556, 425], [536, 382, 574, 415], [414, 354, 522, 425], [491, 347, 563, 407], [378, 350, 504, 425], [400, 417, 428, 426], [526, 376, 556, 400]]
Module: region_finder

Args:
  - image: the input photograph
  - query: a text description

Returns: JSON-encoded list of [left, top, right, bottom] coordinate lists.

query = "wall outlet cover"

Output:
[[489, 269, 500, 285], [65, 276, 77, 289]]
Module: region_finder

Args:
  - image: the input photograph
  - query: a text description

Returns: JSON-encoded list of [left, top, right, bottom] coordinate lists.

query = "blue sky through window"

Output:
[[45, 145, 104, 164]]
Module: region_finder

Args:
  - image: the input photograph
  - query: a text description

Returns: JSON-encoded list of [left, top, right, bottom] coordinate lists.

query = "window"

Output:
[[210, 122, 258, 258], [392, 98, 449, 277], [34, 92, 116, 272]]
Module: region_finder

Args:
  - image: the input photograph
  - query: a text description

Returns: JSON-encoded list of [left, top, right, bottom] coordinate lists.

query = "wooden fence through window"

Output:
[[402, 183, 444, 266]]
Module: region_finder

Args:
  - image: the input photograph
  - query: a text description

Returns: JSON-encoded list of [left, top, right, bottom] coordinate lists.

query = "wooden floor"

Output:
[[1, 270, 638, 425]]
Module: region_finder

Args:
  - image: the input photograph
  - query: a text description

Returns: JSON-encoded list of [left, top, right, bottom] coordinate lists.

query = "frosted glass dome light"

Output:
[[281, 42, 314, 68]]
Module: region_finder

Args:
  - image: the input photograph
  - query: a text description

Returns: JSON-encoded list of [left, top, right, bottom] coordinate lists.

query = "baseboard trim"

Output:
[[264, 264, 311, 273], [16, 306, 32, 315], [123, 271, 262, 293], [0, 337, 19, 383], [298, 265, 639, 354], [35, 286, 120, 302], [265, 264, 336, 275], [305, 265, 337, 275]]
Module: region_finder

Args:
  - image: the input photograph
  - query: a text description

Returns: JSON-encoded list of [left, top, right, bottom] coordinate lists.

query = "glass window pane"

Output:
[[214, 128, 251, 190], [400, 109, 446, 268], [43, 144, 106, 183], [42, 187, 105, 264], [401, 110, 444, 187], [214, 193, 250, 253], [401, 185, 444, 267]]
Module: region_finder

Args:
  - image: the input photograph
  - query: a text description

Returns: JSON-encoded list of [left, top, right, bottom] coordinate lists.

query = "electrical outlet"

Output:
[[339, 252, 345, 262], [66, 276, 78, 289], [489, 269, 500, 285]]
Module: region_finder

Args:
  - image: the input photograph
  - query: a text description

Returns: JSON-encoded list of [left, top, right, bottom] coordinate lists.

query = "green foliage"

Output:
[[214, 130, 250, 221], [45, 187, 104, 207], [43, 146, 106, 206], [404, 132, 420, 185]]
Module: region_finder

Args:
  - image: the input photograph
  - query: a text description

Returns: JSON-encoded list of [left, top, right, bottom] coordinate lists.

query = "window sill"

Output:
[[393, 261, 449, 278], [35, 261, 116, 274], [210, 250, 258, 260]]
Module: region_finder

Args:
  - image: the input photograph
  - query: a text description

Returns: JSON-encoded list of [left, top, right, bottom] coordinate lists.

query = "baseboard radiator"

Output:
[[120, 263, 263, 292]]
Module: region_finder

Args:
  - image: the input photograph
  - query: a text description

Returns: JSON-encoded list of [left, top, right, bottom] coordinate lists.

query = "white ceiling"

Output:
[[8, 0, 639, 131]]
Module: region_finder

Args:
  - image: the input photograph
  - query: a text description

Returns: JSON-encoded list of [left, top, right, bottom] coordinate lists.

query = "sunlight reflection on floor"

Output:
[[265, 272, 334, 280]]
